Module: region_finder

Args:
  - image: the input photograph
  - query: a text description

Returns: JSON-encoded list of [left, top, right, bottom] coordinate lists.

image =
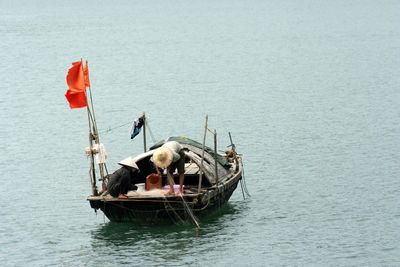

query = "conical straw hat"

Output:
[[152, 147, 174, 168], [118, 157, 139, 169]]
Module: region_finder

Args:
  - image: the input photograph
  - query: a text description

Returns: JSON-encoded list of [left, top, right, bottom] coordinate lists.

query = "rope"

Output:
[[98, 117, 157, 146], [88, 159, 96, 195], [179, 194, 200, 228], [240, 160, 251, 197], [192, 194, 211, 211], [163, 196, 186, 224], [239, 179, 246, 200], [98, 121, 132, 135]]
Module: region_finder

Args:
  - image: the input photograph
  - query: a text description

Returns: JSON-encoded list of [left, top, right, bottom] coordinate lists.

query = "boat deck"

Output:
[[87, 187, 206, 201]]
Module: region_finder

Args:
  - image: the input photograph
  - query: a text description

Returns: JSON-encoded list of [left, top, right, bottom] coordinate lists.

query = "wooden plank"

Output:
[[182, 144, 216, 167], [182, 144, 230, 182], [185, 151, 216, 184]]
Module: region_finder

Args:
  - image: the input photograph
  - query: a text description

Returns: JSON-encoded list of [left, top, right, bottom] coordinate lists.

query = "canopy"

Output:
[[150, 136, 231, 169]]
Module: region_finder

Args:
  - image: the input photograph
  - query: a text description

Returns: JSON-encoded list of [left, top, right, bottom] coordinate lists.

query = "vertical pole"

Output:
[[228, 132, 235, 152], [87, 124, 97, 195], [228, 132, 238, 167], [198, 115, 208, 193], [82, 59, 103, 195], [86, 61, 104, 182], [84, 91, 98, 195], [143, 112, 147, 152], [214, 129, 218, 185]]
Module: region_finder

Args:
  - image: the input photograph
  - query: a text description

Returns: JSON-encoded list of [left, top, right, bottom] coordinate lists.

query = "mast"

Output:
[[81, 59, 98, 196], [82, 59, 106, 195], [142, 112, 147, 152], [86, 96, 98, 196]]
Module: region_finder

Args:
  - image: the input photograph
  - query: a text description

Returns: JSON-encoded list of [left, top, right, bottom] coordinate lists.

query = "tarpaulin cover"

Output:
[[150, 136, 231, 169]]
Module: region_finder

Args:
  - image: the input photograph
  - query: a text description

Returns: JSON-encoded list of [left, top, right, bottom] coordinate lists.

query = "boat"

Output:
[[64, 60, 245, 226], [88, 136, 243, 224]]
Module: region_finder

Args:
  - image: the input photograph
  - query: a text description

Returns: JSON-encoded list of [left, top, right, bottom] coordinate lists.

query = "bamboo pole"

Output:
[[85, 60, 99, 136], [84, 93, 98, 194], [82, 59, 106, 195], [81, 59, 97, 196], [86, 61, 105, 183], [142, 112, 147, 152], [88, 132, 98, 196], [228, 132, 236, 152], [197, 115, 208, 193], [214, 129, 218, 185], [86, 60, 108, 189]]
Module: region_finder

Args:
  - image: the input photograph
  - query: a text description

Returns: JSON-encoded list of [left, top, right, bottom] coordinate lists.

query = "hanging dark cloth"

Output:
[[130, 116, 145, 139]]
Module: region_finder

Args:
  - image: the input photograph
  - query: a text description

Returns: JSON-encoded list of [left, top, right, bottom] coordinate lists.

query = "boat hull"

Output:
[[89, 177, 240, 224]]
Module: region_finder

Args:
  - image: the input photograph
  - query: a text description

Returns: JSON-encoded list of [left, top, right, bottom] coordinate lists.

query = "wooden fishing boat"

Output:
[[64, 60, 246, 226], [87, 136, 243, 224]]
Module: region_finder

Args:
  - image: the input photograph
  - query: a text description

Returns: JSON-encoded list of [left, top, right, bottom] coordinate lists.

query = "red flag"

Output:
[[66, 61, 85, 91], [65, 89, 87, 109], [65, 61, 89, 109], [83, 64, 90, 87]]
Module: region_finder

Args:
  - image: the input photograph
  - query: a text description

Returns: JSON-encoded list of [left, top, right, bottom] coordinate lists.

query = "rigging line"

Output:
[[207, 128, 216, 135], [179, 194, 200, 228], [88, 163, 94, 191], [98, 121, 133, 135], [191, 195, 211, 211], [164, 195, 185, 224], [164, 202, 180, 225], [242, 173, 250, 197], [163, 196, 185, 225], [87, 152, 99, 192], [103, 163, 109, 177], [163, 201, 177, 224], [102, 200, 106, 224], [240, 160, 251, 197], [239, 179, 246, 200]]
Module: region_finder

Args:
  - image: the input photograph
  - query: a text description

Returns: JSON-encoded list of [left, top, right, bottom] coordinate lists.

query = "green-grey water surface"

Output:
[[1, 0, 399, 266]]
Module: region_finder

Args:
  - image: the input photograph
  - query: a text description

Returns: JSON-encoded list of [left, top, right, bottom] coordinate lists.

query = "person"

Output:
[[152, 141, 185, 194], [107, 157, 140, 198]]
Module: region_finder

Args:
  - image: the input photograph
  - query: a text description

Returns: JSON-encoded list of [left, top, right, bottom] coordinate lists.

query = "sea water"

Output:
[[0, 0, 399, 266]]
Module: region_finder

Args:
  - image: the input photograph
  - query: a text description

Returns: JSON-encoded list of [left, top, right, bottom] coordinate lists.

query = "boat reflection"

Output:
[[90, 201, 249, 263]]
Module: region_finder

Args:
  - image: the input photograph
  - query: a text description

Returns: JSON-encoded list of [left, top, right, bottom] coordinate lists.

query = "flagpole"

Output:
[[84, 60, 107, 191], [87, 114, 98, 196], [142, 112, 147, 152], [81, 59, 98, 196], [85, 60, 99, 135], [81, 59, 109, 196]]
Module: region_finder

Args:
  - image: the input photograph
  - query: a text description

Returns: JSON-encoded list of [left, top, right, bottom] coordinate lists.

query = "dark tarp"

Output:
[[150, 136, 231, 169]]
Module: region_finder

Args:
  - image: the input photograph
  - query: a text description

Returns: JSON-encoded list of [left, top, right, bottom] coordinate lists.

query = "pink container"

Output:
[[163, 185, 184, 193]]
